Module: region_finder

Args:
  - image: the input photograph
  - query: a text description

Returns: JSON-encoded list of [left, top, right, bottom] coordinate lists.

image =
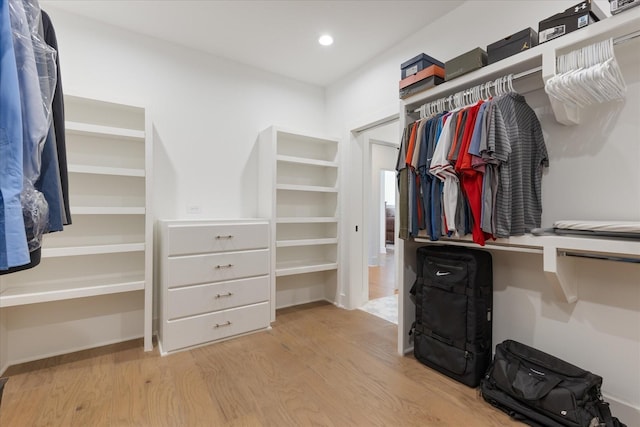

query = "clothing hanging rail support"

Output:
[[412, 28, 640, 114]]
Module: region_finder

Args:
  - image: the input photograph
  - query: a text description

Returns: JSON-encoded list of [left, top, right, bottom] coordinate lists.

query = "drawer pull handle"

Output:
[[215, 235, 233, 239], [215, 292, 233, 298], [214, 321, 232, 328], [215, 264, 233, 269]]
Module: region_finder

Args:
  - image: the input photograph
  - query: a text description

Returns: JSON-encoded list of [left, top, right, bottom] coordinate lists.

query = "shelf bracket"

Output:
[[543, 246, 578, 304]]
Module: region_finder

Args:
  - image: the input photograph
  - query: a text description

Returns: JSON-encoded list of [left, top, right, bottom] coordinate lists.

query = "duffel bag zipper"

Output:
[[504, 348, 591, 380]]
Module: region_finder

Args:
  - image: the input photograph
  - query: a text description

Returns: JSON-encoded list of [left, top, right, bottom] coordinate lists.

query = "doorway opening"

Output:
[[356, 125, 400, 324]]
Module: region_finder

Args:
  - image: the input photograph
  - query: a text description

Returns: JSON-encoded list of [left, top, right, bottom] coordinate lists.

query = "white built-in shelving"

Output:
[[397, 8, 640, 354], [259, 126, 340, 320], [0, 95, 153, 372]]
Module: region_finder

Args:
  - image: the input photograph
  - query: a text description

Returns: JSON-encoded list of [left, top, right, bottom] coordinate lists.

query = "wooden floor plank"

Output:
[[164, 350, 226, 426], [0, 302, 521, 426]]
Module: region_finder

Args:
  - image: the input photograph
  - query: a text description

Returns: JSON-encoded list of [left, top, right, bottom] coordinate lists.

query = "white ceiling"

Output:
[[41, 0, 464, 87]]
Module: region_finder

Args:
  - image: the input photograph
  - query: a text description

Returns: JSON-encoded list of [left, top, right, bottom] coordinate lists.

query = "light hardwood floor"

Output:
[[0, 302, 519, 427], [368, 247, 396, 300]]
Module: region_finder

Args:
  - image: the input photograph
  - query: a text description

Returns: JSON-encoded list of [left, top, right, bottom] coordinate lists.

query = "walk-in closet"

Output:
[[1, 1, 638, 425]]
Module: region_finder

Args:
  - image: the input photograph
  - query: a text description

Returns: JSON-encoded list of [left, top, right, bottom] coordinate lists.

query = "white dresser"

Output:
[[158, 219, 271, 354]]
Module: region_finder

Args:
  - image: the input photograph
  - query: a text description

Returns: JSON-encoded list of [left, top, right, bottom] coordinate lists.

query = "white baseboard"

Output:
[[605, 394, 639, 426], [3, 334, 144, 370], [0, 361, 9, 377]]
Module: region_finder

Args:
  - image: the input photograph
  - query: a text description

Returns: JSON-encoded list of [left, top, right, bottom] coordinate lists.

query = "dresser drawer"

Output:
[[161, 302, 270, 353], [166, 276, 269, 319], [167, 222, 268, 256], [167, 249, 269, 288]]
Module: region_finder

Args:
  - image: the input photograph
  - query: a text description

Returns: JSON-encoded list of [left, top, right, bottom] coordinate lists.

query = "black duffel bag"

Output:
[[480, 340, 626, 427]]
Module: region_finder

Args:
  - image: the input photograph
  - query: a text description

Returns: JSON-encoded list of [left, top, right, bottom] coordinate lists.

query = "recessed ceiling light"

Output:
[[318, 34, 334, 46]]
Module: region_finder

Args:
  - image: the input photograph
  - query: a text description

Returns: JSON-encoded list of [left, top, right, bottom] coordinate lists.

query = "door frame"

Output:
[[345, 111, 407, 354]]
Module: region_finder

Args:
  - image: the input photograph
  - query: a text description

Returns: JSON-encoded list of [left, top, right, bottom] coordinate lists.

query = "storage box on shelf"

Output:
[[258, 127, 340, 320], [445, 47, 488, 81], [610, 0, 640, 14], [0, 95, 153, 373], [400, 53, 444, 79], [538, 0, 606, 44], [399, 65, 445, 99], [158, 219, 271, 354], [487, 28, 538, 64]]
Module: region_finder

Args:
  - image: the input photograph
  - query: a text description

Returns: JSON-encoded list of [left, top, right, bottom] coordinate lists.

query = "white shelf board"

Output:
[[276, 238, 338, 248], [70, 206, 146, 215], [414, 234, 640, 258], [66, 121, 145, 141], [276, 217, 339, 224], [276, 184, 338, 193], [414, 234, 543, 253], [275, 260, 338, 277], [68, 164, 145, 177], [273, 127, 339, 145], [41, 243, 145, 258], [276, 155, 338, 168], [0, 279, 145, 308]]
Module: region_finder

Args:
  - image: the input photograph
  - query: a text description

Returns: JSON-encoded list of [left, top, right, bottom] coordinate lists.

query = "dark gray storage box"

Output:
[[399, 75, 445, 99], [445, 48, 488, 81]]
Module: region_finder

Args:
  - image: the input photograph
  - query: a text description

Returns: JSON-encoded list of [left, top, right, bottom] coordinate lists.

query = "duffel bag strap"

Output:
[[595, 401, 626, 427]]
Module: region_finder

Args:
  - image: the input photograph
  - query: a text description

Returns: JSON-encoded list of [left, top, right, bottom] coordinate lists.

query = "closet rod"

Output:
[[561, 251, 640, 264], [412, 29, 640, 114]]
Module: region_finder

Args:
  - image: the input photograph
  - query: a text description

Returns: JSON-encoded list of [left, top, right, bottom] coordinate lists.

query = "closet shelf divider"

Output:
[[276, 238, 338, 248], [0, 279, 145, 308], [66, 121, 145, 140], [70, 207, 146, 215], [67, 164, 145, 177], [41, 242, 145, 258], [276, 184, 338, 193], [276, 155, 338, 168]]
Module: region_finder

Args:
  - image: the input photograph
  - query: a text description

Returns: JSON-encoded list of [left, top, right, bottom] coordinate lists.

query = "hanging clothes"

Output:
[[1, 1, 69, 274], [0, 0, 30, 270], [493, 93, 548, 236], [396, 127, 409, 240], [398, 88, 548, 246], [42, 9, 70, 226]]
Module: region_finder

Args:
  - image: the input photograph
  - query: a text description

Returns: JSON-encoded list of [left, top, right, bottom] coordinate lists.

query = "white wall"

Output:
[[327, 0, 640, 421], [45, 6, 326, 221]]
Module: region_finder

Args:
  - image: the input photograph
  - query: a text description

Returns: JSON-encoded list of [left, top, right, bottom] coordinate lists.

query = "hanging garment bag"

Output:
[[411, 245, 493, 387]]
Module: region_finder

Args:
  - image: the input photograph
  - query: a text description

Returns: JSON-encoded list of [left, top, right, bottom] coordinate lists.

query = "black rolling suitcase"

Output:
[[410, 245, 492, 387]]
